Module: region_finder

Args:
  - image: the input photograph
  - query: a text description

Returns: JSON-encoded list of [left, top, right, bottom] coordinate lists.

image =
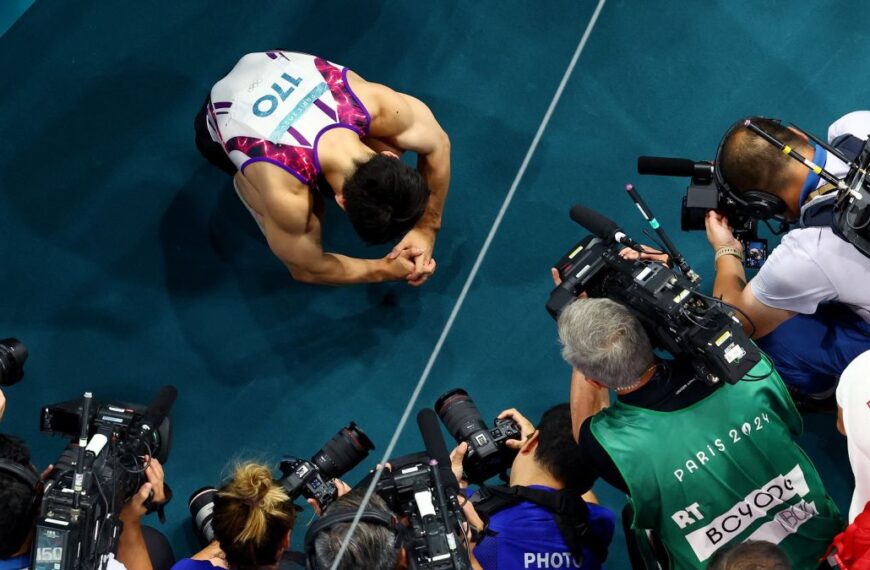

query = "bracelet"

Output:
[[715, 246, 744, 263]]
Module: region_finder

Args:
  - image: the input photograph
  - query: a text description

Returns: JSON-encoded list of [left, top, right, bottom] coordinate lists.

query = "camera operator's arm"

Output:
[[448, 443, 486, 528], [0, 387, 5, 423], [117, 457, 166, 570], [706, 211, 795, 337], [569, 368, 610, 443]]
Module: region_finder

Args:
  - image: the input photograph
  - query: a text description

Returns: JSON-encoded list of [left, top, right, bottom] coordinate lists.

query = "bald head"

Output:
[[719, 118, 811, 200]]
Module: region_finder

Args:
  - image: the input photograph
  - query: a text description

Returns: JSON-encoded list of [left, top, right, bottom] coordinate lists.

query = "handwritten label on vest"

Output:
[[682, 464, 811, 562]]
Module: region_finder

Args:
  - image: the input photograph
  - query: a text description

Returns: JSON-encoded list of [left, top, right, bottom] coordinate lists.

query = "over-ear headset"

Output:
[[713, 117, 789, 221], [303, 508, 405, 570], [0, 459, 44, 556]]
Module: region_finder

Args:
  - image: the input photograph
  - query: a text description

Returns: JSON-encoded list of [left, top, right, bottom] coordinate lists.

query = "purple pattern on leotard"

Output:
[[220, 56, 371, 186], [224, 136, 318, 184], [315, 58, 370, 136]]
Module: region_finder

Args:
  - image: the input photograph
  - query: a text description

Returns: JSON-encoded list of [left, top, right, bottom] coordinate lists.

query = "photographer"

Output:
[[173, 462, 300, 570], [558, 297, 843, 568], [449, 404, 615, 570], [0, 434, 173, 570], [306, 487, 406, 569], [708, 112, 870, 397]]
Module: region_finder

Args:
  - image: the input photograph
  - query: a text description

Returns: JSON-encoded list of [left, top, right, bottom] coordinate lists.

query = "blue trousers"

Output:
[[757, 304, 870, 395]]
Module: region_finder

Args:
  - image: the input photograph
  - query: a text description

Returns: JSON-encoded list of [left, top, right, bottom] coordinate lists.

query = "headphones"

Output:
[[713, 117, 790, 221], [0, 458, 44, 556], [303, 508, 404, 570]]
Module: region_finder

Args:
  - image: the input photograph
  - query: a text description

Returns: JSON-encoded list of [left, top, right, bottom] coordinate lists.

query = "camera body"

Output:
[[374, 453, 471, 570], [434, 389, 521, 484], [279, 422, 374, 513], [279, 457, 342, 512], [679, 161, 757, 236], [33, 388, 175, 570], [0, 337, 28, 387], [548, 235, 760, 386]]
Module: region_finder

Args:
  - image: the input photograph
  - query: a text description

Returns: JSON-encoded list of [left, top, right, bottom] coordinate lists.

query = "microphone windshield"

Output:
[[416, 408, 459, 494], [569, 205, 619, 239], [637, 156, 697, 177]]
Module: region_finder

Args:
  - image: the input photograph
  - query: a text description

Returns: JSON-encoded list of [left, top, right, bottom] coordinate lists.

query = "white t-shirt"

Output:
[[750, 111, 870, 323], [836, 349, 870, 522]]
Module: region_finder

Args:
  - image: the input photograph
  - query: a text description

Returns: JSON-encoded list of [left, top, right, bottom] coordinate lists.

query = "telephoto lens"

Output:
[[434, 388, 489, 442], [0, 338, 28, 387], [311, 421, 375, 479], [435, 388, 521, 483], [189, 487, 218, 545]]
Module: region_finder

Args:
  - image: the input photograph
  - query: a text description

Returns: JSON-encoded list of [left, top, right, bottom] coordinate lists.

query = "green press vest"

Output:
[[590, 357, 843, 569]]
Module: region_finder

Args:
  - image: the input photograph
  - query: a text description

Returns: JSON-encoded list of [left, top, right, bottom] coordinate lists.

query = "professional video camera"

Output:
[[368, 409, 472, 570], [546, 185, 760, 386], [636, 156, 761, 234], [434, 388, 520, 484], [0, 337, 27, 386], [188, 422, 374, 544], [638, 118, 870, 264], [32, 386, 177, 570]]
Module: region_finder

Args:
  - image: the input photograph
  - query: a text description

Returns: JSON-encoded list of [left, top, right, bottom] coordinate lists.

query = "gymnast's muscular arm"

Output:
[[348, 72, 451, 269], [237, 170, 417, 285]]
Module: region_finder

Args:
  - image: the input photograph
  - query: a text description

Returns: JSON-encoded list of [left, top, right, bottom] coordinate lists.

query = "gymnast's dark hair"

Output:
[[343, 154, 430, 245]]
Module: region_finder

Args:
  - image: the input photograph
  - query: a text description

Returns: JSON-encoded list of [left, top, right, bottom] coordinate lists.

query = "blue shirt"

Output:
[[171, 559, 218, 570], [472, 485, 616, 570]]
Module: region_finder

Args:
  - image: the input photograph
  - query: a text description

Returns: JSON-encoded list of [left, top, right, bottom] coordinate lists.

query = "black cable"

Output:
[[693, 290, 758, 338]]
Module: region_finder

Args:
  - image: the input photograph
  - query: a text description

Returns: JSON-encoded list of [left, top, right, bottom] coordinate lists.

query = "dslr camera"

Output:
[[435, 388, 520, 484], [33, 386, 176, 570], [188, 422, 374, 544], [0, 337, 28, 386], [279, 421, 374, 511]]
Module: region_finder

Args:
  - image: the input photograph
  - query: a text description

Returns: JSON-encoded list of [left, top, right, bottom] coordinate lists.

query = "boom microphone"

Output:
[[141, 385, 178, 430], [637, 156, 715, 181], [570, 205, 642, 251], [416, 408, 459, 496], [637, 156, 697, 177]]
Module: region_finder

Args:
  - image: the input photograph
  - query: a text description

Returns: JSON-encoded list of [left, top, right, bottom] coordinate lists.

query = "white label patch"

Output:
[[684, 464, 810, 562]]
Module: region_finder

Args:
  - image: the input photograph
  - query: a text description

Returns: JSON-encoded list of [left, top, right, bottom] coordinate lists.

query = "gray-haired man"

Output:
[[558, 297, 841, 569]]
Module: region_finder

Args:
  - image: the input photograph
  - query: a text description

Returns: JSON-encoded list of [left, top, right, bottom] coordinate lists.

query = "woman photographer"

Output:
[[173, 462, 298, 570]]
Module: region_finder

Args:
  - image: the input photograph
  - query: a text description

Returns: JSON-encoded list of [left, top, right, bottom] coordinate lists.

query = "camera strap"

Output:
[[471, 485, 608, 563]]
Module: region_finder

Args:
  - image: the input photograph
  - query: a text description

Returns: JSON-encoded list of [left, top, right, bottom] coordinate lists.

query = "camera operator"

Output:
[[0, 434, 173, 570], [448, 404, 615, 570], [173, 462, 300, 570], [307, 487, 406, 569], [307, 485, 484, 569], [558, 297, 844, 568], [708, 112, 870, 398]]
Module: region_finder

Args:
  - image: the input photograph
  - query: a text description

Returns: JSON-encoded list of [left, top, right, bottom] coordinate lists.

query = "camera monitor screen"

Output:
[[743, 239, 768, 270]]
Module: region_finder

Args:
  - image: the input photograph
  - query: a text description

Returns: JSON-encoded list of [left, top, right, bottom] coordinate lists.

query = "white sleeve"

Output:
[[828, 110, 870, 142], [749, 229, 837, 314]]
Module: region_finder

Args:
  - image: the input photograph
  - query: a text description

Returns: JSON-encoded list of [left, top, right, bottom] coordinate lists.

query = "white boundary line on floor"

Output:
[[329, 2, 607, 566]]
